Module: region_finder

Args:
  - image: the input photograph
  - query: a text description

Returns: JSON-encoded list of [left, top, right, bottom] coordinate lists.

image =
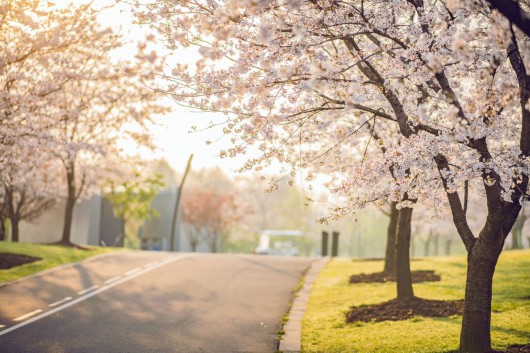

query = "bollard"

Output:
[[321, 231, 329, 256], [331, 231, 340, 257]]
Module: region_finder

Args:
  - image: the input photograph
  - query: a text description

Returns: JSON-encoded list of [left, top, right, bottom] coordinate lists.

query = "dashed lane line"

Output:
[[0, 254, 191, 337], [77, 285, 99, 295], [125, 268, 141, 276], [14, 310, 43, 322], [104, 276, 122, 284], [49, 297, 73, 308], [144, 261, 160, 268]]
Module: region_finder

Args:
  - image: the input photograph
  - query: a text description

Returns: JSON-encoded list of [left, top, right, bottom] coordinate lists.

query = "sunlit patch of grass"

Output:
[[302, 250, 530, 353], [0, 241, 119, 284]]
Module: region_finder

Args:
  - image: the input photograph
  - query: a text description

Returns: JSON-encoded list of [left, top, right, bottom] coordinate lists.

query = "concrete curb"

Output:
[[279, 257, 330, 353]]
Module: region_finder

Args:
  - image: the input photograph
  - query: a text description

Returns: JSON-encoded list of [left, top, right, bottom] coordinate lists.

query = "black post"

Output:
[[321, 231, 329, 256], [331, 231, 340, 257]]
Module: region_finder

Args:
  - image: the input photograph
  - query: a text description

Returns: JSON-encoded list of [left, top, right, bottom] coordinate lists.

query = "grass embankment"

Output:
[[303, 250, 530, 353], [0, 241, 118, 284]]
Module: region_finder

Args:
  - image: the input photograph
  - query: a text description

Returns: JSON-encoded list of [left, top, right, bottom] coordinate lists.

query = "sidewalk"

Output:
[[279, 257, 330, 353]]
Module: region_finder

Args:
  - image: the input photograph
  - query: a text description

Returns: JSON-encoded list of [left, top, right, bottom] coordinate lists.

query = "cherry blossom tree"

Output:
[[2, 142, 60, 242], [134, 1, 529, 351], [45, 11, 167, 245], [1, 1, 88, 181], [182, 188, 248, 252]]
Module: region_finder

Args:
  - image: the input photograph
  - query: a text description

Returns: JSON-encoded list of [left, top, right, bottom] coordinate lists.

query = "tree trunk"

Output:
[[433, 233, 440, 256], [210, 232, 218, 253], [0, 217, 4, 241], [5, 187, 19, 242], [383, 201, 398, 276], [445, 238, 452, 255], [511, 227, 523, 249], [510, 209, 526, 249], [423, 230, 432, 257], [395, 205, 414, 299], [10, 217, 20, 243], [460, 239, 501, 353], [60, 168, 76, 245]]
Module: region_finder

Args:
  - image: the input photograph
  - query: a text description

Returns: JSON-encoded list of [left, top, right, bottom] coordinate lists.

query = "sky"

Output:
[[54, 0, 254, 176]]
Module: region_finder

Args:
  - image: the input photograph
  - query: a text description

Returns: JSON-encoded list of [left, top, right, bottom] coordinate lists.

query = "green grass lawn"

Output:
[[302, 249, 530, 353], [0, 241, 119, 284]]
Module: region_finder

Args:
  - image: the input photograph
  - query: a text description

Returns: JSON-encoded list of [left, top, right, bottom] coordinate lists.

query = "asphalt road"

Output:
[[0, 251, 313, 353]]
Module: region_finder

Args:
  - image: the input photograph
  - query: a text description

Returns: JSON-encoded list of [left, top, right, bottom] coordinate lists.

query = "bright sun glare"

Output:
[[47, 0, 252, 175]]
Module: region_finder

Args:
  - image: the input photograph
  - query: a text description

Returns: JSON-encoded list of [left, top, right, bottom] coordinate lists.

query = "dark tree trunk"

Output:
[[5, 187, 19, 242], [383, 201, 398, 276], [0, 217, 4, 241], [10, 217, 20, 243], [460, 238, 502, 353], [395, 205, 414, 299], [60, 168, 76, 245]]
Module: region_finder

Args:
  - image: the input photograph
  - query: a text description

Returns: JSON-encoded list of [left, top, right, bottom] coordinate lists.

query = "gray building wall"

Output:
[[18, 195, 122, 246]]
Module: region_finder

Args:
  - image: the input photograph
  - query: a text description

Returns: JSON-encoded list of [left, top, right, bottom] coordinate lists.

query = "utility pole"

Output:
[[170, 154, 193, 252]]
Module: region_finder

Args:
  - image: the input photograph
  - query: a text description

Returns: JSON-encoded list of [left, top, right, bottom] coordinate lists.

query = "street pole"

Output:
[[170, 154, 193, 252]]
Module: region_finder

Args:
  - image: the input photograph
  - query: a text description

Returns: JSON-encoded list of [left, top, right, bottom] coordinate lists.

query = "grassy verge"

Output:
[[302, 249, 530, 353], [0, 241, 120, 284]]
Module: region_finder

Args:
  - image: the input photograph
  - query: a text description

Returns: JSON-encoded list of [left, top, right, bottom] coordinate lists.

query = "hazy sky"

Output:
[[53, 0, 252, 176]]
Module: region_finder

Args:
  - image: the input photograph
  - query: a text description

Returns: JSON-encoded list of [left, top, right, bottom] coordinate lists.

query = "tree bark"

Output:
[[60, 168, 76, 245], [10, 217, 20, 243], [460, 238, 502, 353], [383, 201, 398, 276], [5, 187, 19, 242], [0, 217, 4, 241], [395, 205, 414, 299]]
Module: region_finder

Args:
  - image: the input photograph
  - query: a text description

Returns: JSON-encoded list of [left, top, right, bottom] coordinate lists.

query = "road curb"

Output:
[[279, 256, 330, 353]]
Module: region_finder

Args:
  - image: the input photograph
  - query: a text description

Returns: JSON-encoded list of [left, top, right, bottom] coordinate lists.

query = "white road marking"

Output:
[[144, 261, 160, 268], [0, 254, 191, 337], [49, 297, 72, 308], [125, 268, 141, 276], [104, 276, 122, 284], [14, 310, 43, 322], [77, 285, 99, 295]]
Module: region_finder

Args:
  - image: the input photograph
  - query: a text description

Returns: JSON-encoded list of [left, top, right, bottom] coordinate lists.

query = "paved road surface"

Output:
[[0, 251, 313, 353]]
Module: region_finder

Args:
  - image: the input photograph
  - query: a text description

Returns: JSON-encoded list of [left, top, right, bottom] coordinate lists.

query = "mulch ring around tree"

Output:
[[0, 253, 40, 270], [349, 270, 441, 284], [346, 297, 464, 323]]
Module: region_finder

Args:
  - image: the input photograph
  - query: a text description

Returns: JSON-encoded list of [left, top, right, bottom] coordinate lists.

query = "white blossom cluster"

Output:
[[133, 0, 529, 233], [1, 1, 167, 227]]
